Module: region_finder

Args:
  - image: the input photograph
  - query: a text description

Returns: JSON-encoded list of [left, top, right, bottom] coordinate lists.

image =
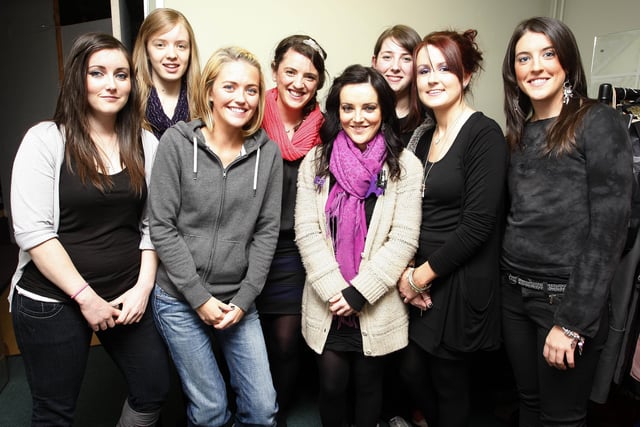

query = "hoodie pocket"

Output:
[[209, 239, 248, 283]]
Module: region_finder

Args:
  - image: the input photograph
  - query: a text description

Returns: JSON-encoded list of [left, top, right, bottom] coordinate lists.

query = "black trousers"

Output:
[[501, 277, 607, 427]]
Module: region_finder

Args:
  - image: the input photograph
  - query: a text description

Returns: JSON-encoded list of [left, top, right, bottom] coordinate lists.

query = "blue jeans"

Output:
[[12, 291, 170, 426], [152, 286, 277, 427]]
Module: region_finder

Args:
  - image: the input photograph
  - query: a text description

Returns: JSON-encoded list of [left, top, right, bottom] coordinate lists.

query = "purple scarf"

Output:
[[326, 130, 387, 283], [146, 79, 189, 140]]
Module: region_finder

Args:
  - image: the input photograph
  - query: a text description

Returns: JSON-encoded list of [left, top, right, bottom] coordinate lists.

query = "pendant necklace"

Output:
[[421, 161, 435, 197], [422, 107, 469, 197], [285, 119, 303, 134]]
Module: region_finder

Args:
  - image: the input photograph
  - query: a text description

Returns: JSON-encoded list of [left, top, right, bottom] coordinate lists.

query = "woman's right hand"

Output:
[[195, 297, 233, 326], [74, 286, 121, 331]]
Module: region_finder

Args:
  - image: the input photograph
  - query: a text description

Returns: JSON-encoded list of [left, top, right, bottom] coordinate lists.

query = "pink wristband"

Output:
[[70, 283, 90, 300]]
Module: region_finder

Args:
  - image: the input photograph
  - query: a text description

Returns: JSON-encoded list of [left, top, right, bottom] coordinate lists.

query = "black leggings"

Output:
[[260, 313, 302, 418], [316, 349, 384, 427], [400, 341, 471, 427]]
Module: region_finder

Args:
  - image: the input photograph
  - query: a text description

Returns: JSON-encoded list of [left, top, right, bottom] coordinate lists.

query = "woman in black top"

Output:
[[397, 29, 508, 427], [501, 17, 632, 426], [10, 33, 169, 426]]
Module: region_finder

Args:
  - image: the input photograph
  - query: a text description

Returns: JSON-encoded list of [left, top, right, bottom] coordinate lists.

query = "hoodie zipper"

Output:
[[200, 148, 257, 284]]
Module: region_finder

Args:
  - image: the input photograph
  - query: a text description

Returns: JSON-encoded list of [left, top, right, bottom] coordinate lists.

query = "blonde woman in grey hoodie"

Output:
[[149, 46, 283, 427]]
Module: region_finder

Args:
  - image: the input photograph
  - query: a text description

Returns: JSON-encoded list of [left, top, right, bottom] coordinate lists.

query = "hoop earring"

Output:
[[562, 79, 574, 105]]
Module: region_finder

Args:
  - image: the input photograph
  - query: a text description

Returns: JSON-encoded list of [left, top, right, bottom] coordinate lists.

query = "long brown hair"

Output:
[[53, 32, 145, 194], [502, 17, 595, 154], [374, 24, 424, 133], [132, 8, 201, 127]]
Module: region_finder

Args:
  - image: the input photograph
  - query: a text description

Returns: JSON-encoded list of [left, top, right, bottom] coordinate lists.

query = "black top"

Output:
[[19, 161, 145, 301], [410, 112, 508, 356], [275, 158, 303, 255], [502, 103, 632, 337]]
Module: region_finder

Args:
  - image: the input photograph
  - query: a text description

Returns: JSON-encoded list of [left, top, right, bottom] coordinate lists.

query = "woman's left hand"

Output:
[[398, 267, 420, 303], [111, 284, 151, 325], [214, 304, 245, 330], [329, 294, 356, 316], [543, 325, 577, 370]]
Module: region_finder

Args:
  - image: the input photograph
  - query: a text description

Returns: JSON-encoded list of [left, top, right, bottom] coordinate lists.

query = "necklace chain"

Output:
[[422, 107, 470, 197], [433, 107, 467, 146], [421, 161, 435, 197], [92, 132, 119, 172], [285, 119, 303, 134]]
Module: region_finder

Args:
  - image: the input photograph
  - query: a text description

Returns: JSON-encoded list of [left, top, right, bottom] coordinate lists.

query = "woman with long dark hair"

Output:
[[10, 32, 169, 426], [295, 64, 422, 427], [501, 17, 632, 426]]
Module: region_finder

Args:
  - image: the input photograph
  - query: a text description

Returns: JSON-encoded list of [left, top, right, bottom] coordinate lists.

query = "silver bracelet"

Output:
[[562, 326, 585, 356], [407, 268, 430, 294]]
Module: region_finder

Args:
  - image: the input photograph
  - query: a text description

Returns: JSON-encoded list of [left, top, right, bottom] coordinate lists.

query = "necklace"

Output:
[[421, 161, 435, 197], [422, 107, 470, 197], [284, 119, 303, 134], [92, 132, 120, 173], [432, 107, 467, 146]]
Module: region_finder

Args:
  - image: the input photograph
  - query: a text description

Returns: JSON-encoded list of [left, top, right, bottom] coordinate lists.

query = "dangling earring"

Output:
[[513, 87, 520, 113], [562, 79, 574, 105]]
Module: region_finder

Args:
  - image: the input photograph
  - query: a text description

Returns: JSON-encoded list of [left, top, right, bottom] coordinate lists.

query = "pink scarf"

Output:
[[326, 130, 387, 282], [262, 88, 323, 161]]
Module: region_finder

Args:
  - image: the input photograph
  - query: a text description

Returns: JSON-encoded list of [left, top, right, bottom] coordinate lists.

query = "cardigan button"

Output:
[[362, 331, 368, 336], [365, 350, 372, 355]]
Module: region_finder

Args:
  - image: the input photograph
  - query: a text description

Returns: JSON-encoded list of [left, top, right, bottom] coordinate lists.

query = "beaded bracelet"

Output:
[[562, 326, 585, 356], [407, 268, 430, 294]]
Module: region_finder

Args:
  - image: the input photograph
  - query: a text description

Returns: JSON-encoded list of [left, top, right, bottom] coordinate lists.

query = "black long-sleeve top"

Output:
[[502, 103, 633, 338]]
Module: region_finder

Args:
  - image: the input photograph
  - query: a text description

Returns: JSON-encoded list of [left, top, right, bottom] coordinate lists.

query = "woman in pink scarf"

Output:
[[255, 34, 327, 427], [295, 65, 423, 427]]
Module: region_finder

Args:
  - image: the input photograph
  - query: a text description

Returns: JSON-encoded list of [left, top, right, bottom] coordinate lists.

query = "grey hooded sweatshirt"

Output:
[[149, 119, 283, 311]]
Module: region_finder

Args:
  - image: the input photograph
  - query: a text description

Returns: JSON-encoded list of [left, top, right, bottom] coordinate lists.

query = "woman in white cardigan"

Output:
[[295, 64, 422, 427]]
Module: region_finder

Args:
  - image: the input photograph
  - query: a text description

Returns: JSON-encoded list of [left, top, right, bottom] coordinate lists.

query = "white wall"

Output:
[[562, 0, 640, 97], [164, 0, 551, 127]]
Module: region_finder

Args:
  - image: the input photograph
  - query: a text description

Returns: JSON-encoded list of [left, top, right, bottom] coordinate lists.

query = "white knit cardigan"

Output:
[[295, 146, 423, 356]]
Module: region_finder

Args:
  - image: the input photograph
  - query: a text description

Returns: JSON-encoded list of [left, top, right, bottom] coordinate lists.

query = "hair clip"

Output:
[[303, 38, 324, 57]]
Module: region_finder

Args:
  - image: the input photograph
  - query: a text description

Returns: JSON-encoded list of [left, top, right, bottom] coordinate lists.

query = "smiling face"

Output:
[[146, 23, 191, 86], [339, 83, 382, 150], [372, 37, 414, 96], [86, 49, 131, 120], [415, 44, 468, 112], [209, 60, 260, 130], [514, 30, 566, 118], [272, 48, 319, 114]]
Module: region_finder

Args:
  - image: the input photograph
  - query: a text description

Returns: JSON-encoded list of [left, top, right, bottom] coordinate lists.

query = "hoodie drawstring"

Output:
[[253, 147, 260, 196], [193, 135, 198, 179]]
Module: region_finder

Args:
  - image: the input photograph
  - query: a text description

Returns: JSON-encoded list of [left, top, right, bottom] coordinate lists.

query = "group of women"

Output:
[[8, 6, 632, 427]]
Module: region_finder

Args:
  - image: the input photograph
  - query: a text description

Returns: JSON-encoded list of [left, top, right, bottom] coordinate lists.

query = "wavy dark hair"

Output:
[[502, 16, 595, 154], [271, 34, 327, 118], [373, 24, 424, 133], [54, 32, 145, 194], [316, 64, 403, 180]]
